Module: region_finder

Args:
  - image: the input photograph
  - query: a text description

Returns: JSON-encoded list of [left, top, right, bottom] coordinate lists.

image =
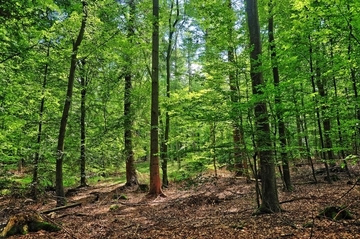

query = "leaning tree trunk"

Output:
[[149, 0, 163, 196], [31, 44, 50, 200], [268, 0, 292, 191], [245, 0, 280, 213], [124, 0, 138, 187], [56, 1, 87, 206]]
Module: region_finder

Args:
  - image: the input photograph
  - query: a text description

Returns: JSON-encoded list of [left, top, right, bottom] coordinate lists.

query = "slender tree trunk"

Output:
[[124, 0, 138, 186], [31, 44, 50, 200], [315, 67, 335, 167], [347, 3, 360, 153], [161, 0, 179, 188], [227, 0, 246, 176], [295, 114, 303, 157], [308, 36, 331, 183], [245, 0, 280, 213], [330, 39, 351, 177], [298, 84, 317, 183], [149, 0, 163, 196], [186, 36, 192, 92], [79, 59, 87, 187], [56, 2, 87, 206], [268, 0, 292, 191], [211, 121, 217, 177]]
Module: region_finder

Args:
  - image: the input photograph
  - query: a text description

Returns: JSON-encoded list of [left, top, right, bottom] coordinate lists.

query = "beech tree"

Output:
[[79, 59, 88, 187], [268, 0, 292, 191], [124, 0, 138, 187], [149, 0, 163, 196], [3, 0, 360, 216], [160, 0, 180, 187], [56, 1, 88, 206], [245, 0, 280, 213], [31, 44, 51, 199]]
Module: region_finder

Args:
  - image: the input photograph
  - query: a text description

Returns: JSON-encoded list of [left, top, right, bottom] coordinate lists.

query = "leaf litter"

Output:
[[1, 165, 360, 238]]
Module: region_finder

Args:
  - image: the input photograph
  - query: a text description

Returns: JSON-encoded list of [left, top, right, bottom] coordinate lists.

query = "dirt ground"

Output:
[[1, 165, 360, 239]]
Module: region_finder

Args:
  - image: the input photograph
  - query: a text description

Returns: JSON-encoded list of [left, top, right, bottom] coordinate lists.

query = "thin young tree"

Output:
[[79, 59, 88, 187], [245, 0, 280, 213], [346, 2, 360, 153], [308, 35, 331, 183], [268, 0, 292, 191], [31, 44, 50, 200], [56, 1, 88, 206], [161, 0, 180, 187], [227, 0, 247, 176]]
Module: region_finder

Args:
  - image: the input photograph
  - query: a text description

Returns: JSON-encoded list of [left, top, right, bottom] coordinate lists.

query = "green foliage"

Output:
[[109, 204, 120, 210]]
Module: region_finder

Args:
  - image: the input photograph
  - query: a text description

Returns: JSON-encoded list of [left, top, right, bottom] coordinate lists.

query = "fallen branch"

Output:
[[280, 197, 314, 204], [40, 202, 82, 214]]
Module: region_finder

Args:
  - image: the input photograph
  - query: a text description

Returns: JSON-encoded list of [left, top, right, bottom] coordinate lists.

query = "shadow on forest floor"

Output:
[[1, 164, 360, 238]]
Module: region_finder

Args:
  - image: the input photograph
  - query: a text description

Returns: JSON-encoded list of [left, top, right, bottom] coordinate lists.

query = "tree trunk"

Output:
[[299, 84, 317, 183], [330, 39, 351, 177], [211, 121, 217, 177], [228, 0, 246, 176], [315, 67, 335, 167], [308, 36, 331, 183], [56, 1, 87, 206], [160, 0, 179, 188], [79, 59, 87, 187], [31, 44, 50, 200], [149, 0, 163, 196], [245, 0, 280, 213], [268, 0, 292, 191], [124, 0, 138, 187], [347, 3, 360, 154]]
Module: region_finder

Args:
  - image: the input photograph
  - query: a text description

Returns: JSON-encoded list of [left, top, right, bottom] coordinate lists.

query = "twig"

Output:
[[42, 213, 78, 239], [133, 224, 140, 237], [333, 179, 359, 204]]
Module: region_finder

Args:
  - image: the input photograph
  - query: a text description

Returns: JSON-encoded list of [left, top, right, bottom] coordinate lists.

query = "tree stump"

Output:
[[0, 212, 60, 238], [318, 206, 353, 220]]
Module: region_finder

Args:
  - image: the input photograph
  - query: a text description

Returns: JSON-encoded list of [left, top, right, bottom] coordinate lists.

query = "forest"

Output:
[[1, 0, 360, 238]]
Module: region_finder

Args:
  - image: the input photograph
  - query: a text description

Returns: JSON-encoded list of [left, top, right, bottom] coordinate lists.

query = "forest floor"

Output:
[[1, 164, 360, 238]]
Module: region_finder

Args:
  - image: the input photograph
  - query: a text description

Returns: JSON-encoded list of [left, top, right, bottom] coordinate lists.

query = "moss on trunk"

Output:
[[0, 212, 60, 238]]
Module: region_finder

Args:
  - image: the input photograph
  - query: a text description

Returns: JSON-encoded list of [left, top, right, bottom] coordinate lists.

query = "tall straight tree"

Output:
[[161, 0, 180, 187], [346, 2, 360, 153], [149, 0, 163, 195], [124, 0, 138, 186], [56, 1, 88, 206], [31, 43, 50, 200], [268, 0, 292, 191], [245, 0, 280, 213], [227, 0, 247, 176], [79, 59, 88, 187]]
